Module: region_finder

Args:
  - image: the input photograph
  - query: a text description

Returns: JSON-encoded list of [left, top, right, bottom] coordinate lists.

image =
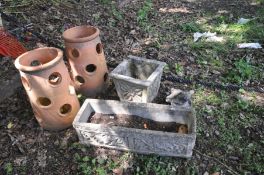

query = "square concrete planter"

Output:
[[109, 55, 166, 103], [73, 99, 196, 158]]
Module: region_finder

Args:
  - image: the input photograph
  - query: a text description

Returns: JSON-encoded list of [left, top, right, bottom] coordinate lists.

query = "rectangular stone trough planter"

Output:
[[73, 99, 196, 158], [109, 55, 166, 103]]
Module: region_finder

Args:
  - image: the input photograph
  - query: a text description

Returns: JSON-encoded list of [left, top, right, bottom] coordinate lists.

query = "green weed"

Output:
[[4, 163, 13, 175], [193, 89, 223, 106], [98, 0, 123, 23], [214, 15, 229, 24], [174, 63, 184, 75], [99, 0, 111, 5], [137, 0, 153, 26], [210, 165, 221, 174], [133, 155, 180, 175], [227, 59, 255, 84], [193, 88, 263, 174], [180, 22, 202, 33], [218, 100, 263, 173], [163, 64, 170, 73], [244, 21, 264, 42], [77, 94, 86, 105], [210, 58, 223, 68], [190, 41, 229, 56], [235, 59, 254, 79], [111, 5, 123, 21], [92, 13, 101, 22], [74, 153, 119, 175], [257, 0, 264, 4], [185, 162, 199, 175]]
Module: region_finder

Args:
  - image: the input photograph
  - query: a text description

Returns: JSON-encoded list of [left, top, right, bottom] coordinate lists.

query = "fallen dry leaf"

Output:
[[178, 125, 188, 134]]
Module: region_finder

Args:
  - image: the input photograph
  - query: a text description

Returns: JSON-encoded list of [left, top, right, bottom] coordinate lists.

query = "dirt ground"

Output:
[[0, 0, 263, 174]]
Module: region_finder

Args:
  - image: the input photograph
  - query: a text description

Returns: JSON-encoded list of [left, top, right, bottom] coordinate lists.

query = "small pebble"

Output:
[[211, 172, 220, 175], [227, 145, 233, 150], [54, 140, 59, 146], [144, 123, 148, 129], [229, 156, 239, 161], [30, 60, 41, 66], [203, 171, 209, 175], [113, 168, 123, 175], [215, 130, 220, 136], [247, 129, 251, 135], [221, 102, 229, 109]]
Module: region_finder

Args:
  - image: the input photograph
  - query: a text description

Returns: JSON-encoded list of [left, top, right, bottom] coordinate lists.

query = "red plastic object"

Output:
[[0, 28, 27, 59]]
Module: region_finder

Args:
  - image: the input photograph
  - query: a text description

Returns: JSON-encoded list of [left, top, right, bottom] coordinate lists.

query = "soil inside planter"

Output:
[[88, 112, 188, 133], [129, 61, 158, 80]]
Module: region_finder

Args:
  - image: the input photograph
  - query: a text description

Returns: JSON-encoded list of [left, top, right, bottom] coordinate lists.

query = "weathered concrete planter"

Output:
[[73, 99, 196, 158], [109, 55, 166, 103]]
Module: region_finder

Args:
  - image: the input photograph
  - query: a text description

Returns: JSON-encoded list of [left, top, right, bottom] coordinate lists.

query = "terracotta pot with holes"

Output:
[[15, 47, 80, 131], [62, 26, 109, 97]]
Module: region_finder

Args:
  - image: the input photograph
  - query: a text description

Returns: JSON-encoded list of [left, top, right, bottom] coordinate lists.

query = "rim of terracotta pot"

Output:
[[15, 47, 63, 73], [62, 26, 100, 43]]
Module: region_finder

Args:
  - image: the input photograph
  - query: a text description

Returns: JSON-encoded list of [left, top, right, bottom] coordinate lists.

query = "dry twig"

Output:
[[194, 149, 240, 175]]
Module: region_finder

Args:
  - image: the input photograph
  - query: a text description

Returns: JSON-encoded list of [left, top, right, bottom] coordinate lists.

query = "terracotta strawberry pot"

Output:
[[62, 26, 109, 97], [15, 47, 80, 131]]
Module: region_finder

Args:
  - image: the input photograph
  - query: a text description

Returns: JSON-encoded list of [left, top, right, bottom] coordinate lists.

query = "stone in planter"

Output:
[[73, 99, 196, 158], [109, 55, 166, 103]]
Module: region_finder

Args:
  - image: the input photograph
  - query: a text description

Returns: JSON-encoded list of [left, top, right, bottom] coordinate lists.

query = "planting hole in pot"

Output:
[[96, 43, 103, 54], [30, 60, 41, 66], [75, 75, 85, 85], [59, 104, 72, 115], [37, 97, 52, 107], [21, 76, 30, 90], [86, 64, 97, 73], [48, 72, 62, 85], [71, 48, 79, 58], [103, 73, 108, 82]]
